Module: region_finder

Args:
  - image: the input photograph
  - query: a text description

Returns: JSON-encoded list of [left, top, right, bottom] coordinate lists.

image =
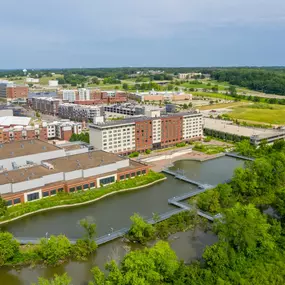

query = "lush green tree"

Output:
[[128, 213, 155, 244], [0, 232, 20, 265], [196, 189, 221, 213], [73, 218, 97, 260], [122, 83, 129, 90], [33, 273, 71, 285], [0, 195, 7, 217], [38, 235, 71, 265], [90, 241, 179, 285], [215, 203, 274, 254]]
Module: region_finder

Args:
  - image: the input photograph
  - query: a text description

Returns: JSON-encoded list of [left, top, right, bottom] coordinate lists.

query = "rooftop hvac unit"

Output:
[[12, 162, 18, 169]]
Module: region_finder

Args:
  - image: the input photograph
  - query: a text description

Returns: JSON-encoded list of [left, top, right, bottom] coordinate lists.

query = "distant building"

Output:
[[46, 120, 83, 141], [0, 116, 31, 127], [27, 91, 57, 106], [62, 90, 77, 103], [0, 125, 47, 143], [0, 82, 29, 101], [26, 78, 39, 83], [48, 80, 58, 87], [78, 88, 90, 101], [178, 73, 202, 80], [58, 103, 103, 121], [32, 97, 63, 115], [129, 90, 192, 103]]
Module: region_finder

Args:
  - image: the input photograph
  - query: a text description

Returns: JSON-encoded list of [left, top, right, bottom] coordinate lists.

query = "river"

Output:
[[0, 156, 243, 285]]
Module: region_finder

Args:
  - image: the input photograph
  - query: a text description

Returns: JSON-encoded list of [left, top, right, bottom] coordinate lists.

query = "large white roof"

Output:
[[0, 116, 31, 127]]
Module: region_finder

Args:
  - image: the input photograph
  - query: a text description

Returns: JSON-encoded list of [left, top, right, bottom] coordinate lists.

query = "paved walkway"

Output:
[[149, 151, 224, 172]]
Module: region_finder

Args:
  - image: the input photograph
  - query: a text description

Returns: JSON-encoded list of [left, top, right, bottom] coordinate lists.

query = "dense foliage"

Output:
[[212, 68, 285, 95], [69, 132, 89, 143]]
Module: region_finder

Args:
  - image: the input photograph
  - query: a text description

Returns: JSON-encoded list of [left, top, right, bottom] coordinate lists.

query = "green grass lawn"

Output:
[[39, 74, 63, 85], [229, 103, 285, 125], [192, 91, 235, 100]]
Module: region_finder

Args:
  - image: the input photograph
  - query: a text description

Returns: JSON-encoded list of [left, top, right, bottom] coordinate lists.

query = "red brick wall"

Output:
[[161, 116, 183, 147], [61, 129, 72, 141], [27, 130, 36, 140], [39, 128, 48, 140], [6, 87, 28, 99], [135, 120, 153, 151]]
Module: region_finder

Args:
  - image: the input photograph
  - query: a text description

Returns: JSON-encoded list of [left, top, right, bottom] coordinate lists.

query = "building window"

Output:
[[13, 198, 21, 205], [50, 189, 56, 196], [137, 171, 141, 176], [27, 192, 40, 202], [120, 175, 125, 180], [6, 200, 12, 206], [99, 176, 115, 185], [142, 170, 146, 174], [90, 182, 95, 188], [43, 191, 49, 197], [126, 174, 130, 179], [58, 188, 64, 192], [69, 187, 75, 193], [83, 184, 89, 190], [77, 185, 82, 191], [131, 172, 135, 177]]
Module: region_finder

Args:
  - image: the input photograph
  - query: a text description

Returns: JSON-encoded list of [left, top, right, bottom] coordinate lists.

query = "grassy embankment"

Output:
[[0, 171, 165, 224]]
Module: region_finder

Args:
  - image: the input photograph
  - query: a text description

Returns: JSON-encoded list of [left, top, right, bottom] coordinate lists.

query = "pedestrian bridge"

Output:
[[162, 168, 214, 189]]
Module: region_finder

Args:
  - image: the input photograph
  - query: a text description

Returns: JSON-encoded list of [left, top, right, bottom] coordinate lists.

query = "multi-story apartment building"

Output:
[[58, 103, 102, 121], [89, 111, 203, 154], [78, 88, 90, 101], [32, 97, 63, 115], [0, 125, 47, 143], [47, 121, 83, 141], [129, 90, 192, 103], [0, 82, 29, 101], [0, 140, 149, 206], [104, 104, 145, 116], [62, 90, 77, 102]]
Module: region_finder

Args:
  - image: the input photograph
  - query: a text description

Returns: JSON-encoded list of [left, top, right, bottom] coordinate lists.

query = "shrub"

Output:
[[38, 235, 71, 265], [0, 232, 20, 265]]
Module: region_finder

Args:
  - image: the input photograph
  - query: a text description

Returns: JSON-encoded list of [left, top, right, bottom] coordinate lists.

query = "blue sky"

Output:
[[1, 0, 285, 68]]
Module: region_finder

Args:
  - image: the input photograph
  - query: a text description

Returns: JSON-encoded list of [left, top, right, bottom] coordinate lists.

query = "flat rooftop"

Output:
[[204, 118, 284, 138], [0, 150, 127, 185], [90, 111, 202, 128], [0, 116, 31, 127], [0, 140, 61, 160]]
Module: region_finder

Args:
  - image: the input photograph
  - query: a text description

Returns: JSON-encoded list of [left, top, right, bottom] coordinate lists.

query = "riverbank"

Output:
[[0, 171, 165, 226]]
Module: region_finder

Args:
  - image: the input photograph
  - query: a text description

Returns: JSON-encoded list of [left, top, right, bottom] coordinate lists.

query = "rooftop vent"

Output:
[[0, 144, 3, 148], [20, 144, 24, 148]]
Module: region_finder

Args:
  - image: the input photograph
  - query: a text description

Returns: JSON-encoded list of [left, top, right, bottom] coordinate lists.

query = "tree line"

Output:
[[212, 68, 285, 95]]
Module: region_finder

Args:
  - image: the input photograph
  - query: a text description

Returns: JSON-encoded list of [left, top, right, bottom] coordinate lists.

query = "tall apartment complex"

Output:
[[58, 103, 103, 121], [62, 90, 76, 102], [0, 82, 29, 101], [32, 97, 63, 115], [89, 112, 203, 154]]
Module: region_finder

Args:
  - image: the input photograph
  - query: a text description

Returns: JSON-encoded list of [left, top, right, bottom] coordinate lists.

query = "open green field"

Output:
[[39, 74, 63, 85], [182, 80, 229, 91], [229, 103, 285, 125], [192, 91, 235, 100], [198, 102, 248, 111]]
